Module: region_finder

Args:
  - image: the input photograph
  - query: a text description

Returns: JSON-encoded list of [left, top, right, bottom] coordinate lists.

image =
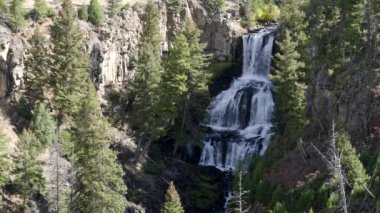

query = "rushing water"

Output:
[[199, 29, 276, 171], [198, 28, 276, 211]]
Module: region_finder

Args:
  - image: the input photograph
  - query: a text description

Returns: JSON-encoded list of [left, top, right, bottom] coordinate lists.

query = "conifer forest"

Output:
[[0, 0, 379, 212]]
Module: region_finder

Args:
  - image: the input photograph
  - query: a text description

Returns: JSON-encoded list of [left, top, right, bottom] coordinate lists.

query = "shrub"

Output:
[[88, 0, 104, 26], [78, 4, 88, 21]]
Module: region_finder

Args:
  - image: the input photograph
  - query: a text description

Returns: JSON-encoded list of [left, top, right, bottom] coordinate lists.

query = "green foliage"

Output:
[[336, 129, 369, 194], [50, 0, 89, 120], [270, 29, 308, 144], [161, 181, 185, 213], [16, 96, 32, 121], [0, 124, 12, 187], [270, 202, 288, 213], [168, 20, 211, 151], [0, 0, 7, 15], [108, 0, 121, 18], [123, 3, 131, 10], [168, 0, 183, 12], [295, 189, 315, 212], [71, 82, 127, 212], [243, 0, 280, 28], [78, 4, 88, 21], [88, 0, 104, 26], [131, 1, 165, 160], [32, 0, 49, 22], [326, 191, 339, 211], [205, 0, 225, 11], [278, 0, 308, 48], [30, 102, 55, 148], [9, 0, 25, 29], [24, 30, 50, 107], [13, 130, 45, 204]]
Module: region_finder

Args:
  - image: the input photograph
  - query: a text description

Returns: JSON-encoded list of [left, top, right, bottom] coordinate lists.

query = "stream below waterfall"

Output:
[[198, 27, 276, 212]]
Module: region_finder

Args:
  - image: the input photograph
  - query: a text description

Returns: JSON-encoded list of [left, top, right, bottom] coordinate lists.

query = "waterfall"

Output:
[[199, 28, 275, 171]]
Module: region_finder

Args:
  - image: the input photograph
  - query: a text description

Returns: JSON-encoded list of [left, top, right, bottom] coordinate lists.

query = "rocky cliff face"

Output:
[[0, 0, 246, 100]]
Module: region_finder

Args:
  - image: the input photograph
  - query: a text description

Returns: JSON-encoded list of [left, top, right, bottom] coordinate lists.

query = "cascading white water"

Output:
[[199, 29, 275, 171]]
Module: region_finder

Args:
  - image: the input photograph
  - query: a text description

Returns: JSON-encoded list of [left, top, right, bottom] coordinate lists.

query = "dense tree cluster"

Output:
[[241, 0, 380, 212], [131, 2, 211, 161]]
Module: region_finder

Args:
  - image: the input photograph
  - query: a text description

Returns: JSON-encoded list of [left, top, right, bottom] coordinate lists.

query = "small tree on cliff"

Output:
[[24, 30, 50, 107], [9, 0, 25, 29], [0, 124, 12, 188], [32, 0, 49, 22], [161, 181, 185, 213], [270, 29, 308, 145], [13, 130, 45, 206], [107, 0, 120, 18], [88, 0, 104, 26], [78, 3, 88, 21], [30, 102, 55, 149]]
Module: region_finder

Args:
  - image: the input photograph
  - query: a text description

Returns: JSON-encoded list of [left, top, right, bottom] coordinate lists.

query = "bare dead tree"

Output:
[[311, 122, 348, 213], [228, 171, 250, 213]]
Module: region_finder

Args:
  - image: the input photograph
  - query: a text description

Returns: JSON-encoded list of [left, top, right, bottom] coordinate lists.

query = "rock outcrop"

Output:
[[0, 0, 247, 100]]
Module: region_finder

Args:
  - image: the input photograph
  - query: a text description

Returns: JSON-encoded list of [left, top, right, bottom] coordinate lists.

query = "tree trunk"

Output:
[[173, 93, 191, 155]]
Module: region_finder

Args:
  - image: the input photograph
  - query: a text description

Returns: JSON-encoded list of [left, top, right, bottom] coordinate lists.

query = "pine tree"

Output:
[[9, 0, 25, 29], [50, 0, 89, 122], [24, 29, 50, 107], [131, 1, 164, 163], [336, 129, 369, 194], [0, 0, 7, 15], [161, 181, 185, 213], [13, 130, 45, 205], [88, 0, 104, 26], [33, 0, 49, 22], [78, 3, 88, 21], [271, 29, 308, 144], [0, 124, 12, 188], [279, 0, 308, 49], [160, 33, 191, 132], [171, 20, 211, 153], [107, 0, 120, 18], [30, 102, 55, 149], [71, 82, 127, 212]]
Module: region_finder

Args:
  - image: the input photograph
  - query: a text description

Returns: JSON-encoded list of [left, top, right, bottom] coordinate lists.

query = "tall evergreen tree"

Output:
[[24, 30, 50, 107], [13, 130, 45, 205], [271, 29, 308, 144], [71, 82, 127, 212], [131, 1, 164, 163], [171, 20, 211, 152], [107, 0, 120, 18], [88, 0, 104, 26], [336, 129, 369, 194], [30, 102, 55, 149], [161, 181, 185, 213], [9, 0, 25, 29], [33, 0, 49, 22], [50, 0, 89, 122], [0, 124, 12, 188], [161, 33, 190, 132]]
